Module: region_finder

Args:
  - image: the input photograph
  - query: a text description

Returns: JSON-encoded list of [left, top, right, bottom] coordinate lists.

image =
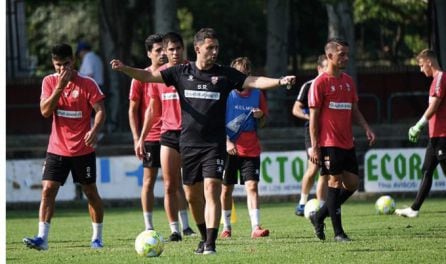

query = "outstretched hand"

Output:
[[280, 76, 296, 89], [110, 59, 125, 71]]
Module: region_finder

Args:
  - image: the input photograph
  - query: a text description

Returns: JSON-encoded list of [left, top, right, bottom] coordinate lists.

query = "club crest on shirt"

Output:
[[323, 156, 330, 170], [211, 76, 219, 85], [330, 85, 336, 92], [187, 75, 194, 81], [71, 89, 79, 98]]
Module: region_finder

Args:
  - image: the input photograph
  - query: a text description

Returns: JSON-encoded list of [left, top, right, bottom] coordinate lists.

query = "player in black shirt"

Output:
[[292, 54, 328, 216], [111, 28, 295, 255]]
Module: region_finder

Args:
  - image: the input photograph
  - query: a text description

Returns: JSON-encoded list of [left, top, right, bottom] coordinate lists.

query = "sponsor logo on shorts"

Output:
[[328, 101, 352, 110], [324, 156, 330, 170], [56, 109, 82, 119], [185, 90, 220, 100], [216, 158, 224, 173], [86, 166, 91, 178]]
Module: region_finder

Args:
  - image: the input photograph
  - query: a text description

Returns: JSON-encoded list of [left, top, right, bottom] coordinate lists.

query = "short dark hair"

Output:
[[193, 28, 218, 46], [145, 34, 164, 52], [317, 54, 327, 68], [162, 32, 184, 48], [325, 37, 349, 53], [51, 43, 73, 60]]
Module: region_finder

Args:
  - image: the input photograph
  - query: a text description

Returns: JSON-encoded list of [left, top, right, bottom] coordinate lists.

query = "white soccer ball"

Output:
[[375, 195, 396, 215], [304, 198, 321, 219], [134, 230, 164, 257]]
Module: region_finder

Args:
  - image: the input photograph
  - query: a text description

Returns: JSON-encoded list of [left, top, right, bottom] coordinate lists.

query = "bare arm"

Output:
[[128, 99, 141, 153], [292, 101, 309, 121], [242, 75, 296, 90], [309, 107, 320, 164], [40, 68, 72, 118], [136, 97, 162, 159], [84, 100, 106, 147], [110, 59, 164, 83], [423, 96, 443, 120], [352, 102, 376, 146]]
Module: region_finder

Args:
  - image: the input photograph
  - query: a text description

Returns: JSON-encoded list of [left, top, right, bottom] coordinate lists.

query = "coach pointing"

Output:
[[111, 28, 295, 255]]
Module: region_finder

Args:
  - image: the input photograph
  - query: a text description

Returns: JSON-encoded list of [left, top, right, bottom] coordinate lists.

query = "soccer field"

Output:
[[6, 198, 446, 263]]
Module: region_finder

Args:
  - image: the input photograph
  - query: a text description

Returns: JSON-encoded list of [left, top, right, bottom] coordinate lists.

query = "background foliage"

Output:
[[24, 0, 428, 75]]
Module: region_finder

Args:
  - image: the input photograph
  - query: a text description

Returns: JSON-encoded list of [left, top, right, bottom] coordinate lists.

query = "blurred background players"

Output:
[[128, 34, 164, 231], [395, 49, 446, 218], [308, 38, 375, 242], [23, 43, 106, 250], [293, 55, 328, 216], [77, 40, 117, 133], [137, 32, 195, 241], [220, 57, 270, 239]]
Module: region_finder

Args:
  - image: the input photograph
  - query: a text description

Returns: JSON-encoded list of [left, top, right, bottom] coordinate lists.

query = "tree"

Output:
[[325, 0, 356, 82], [429, 0, 446, 68], [99, 0, 150, 132], [154, 0, 178, 33], [354, 0, 427, 64], [265, 0, 290, 126]]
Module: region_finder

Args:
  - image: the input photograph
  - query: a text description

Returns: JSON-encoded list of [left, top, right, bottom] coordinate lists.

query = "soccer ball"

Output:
[[304, 198, 321, 219], [134, 230, 164, 257], [375, 195, 396, 215]]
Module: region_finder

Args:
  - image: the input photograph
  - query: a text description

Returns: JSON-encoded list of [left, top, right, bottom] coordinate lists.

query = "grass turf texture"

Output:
[[6, 198, 446, 263]]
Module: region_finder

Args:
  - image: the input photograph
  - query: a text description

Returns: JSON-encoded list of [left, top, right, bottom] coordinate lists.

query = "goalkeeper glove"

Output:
[[408, 116, 427, 143]]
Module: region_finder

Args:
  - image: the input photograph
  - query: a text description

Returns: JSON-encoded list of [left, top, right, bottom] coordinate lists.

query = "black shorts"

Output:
[[422, 137, 446, 173], [42, 152, 97, 185], [180, 145, 226, 185], [160, 130, 180, 151], [143, 141, 161, 168], [223, 155, 260, 185], [319, 147, 358, 176]]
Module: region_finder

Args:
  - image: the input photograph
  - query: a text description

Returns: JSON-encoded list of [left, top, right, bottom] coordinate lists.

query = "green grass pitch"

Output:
[[6, 198, 446, 263]]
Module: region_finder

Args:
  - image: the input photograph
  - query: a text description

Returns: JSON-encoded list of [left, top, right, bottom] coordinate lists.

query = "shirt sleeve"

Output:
[[431, 72, 446, 98], [129, 79, 142, 101], [308, 77, 323, 108], [40, 76, 53, 100], [160, 65, 180, 88], [296, 81, 311, 103], [226, 67, 247, 92], [88, 80, 106, 106]]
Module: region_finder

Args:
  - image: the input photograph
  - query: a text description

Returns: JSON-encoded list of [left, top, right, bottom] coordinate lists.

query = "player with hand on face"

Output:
[[23, 43, 106, 250]]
